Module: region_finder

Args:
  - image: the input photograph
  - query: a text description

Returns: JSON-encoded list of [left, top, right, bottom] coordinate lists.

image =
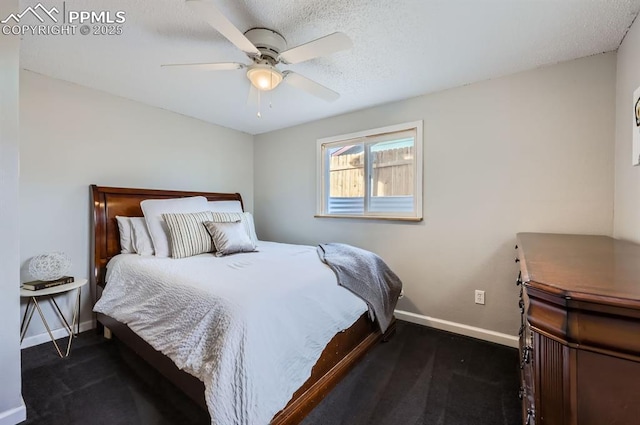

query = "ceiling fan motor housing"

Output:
[[244, 28, 287, 64]]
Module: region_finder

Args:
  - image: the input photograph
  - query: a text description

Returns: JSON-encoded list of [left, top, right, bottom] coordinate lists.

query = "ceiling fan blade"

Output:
[[279, 32, 352, 64], [283, 71, 340, 102], [185, 0, 260, 57], [161, 62, 245, 70]]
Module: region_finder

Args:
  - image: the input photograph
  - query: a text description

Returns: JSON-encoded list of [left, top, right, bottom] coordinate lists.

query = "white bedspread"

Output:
[[93, 241, 367, 425]]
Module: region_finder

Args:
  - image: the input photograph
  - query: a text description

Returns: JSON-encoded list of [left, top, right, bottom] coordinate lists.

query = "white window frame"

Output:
[[316, 120, 423, 221]]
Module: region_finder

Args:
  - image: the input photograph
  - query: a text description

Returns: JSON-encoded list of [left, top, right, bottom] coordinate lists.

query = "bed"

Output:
[[90, 185, 395, 424]]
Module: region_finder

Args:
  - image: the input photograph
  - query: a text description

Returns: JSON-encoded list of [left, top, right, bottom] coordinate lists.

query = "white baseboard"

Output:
[[0, 398, 26, 425], [20, 320, 95, 349], [394, 310, 519, 348], [21, 313, 518, 349]]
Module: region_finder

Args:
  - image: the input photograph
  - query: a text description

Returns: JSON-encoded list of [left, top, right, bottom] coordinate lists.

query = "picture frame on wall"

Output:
[[634, 86, 640, 166]]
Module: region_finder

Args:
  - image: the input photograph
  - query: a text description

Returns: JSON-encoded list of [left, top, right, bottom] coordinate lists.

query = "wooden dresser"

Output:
[[515, 233, 640, 425]]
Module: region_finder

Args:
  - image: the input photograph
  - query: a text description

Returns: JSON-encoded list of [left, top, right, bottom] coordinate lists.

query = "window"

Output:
[[316, 121, 423, 220]]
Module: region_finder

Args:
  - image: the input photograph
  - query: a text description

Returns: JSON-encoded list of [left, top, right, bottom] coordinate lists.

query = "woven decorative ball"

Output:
[[28, 252, 72, 281]]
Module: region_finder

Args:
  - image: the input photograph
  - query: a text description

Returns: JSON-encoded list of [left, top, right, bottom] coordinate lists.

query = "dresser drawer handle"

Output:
[[515, 258, 520, 263], [526, 408, 534, 425], [520, 346, 532, 369]]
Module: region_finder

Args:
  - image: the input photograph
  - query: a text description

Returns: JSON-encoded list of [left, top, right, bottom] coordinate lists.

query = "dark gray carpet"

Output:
[[21, 321, 521, 425]]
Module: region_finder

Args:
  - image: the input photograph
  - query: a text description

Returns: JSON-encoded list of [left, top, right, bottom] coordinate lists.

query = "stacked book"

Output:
[[21, 276, 74, 291]]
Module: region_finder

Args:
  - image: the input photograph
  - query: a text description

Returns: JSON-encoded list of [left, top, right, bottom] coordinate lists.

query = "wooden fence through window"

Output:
[[329, 146, 414, 197]]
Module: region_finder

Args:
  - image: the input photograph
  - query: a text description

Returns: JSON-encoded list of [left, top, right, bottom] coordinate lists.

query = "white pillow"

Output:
[[140, 196, 209, 257], [203, 221, 257, 257], [130, 217, 154, 256], [115, 216, 134, 254], [208, 200, 243, 213], [209, 212, 258, 246]]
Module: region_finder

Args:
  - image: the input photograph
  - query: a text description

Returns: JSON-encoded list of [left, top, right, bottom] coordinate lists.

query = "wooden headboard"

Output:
[[90, 185, 244, 288]]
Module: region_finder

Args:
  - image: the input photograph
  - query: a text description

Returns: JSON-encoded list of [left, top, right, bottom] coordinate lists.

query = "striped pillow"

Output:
[[209, 212, 258, 246], [162, 211, 214, 259]]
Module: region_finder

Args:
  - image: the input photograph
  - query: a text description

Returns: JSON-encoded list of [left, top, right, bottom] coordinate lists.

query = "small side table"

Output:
[[20, 278, 88, 358]]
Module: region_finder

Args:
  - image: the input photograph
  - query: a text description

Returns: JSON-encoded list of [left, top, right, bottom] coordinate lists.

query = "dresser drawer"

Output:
[[516, 247, 536, 425]]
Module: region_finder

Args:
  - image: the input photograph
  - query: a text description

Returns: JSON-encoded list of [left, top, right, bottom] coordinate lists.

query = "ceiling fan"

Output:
[[162, 0, 353, 102]]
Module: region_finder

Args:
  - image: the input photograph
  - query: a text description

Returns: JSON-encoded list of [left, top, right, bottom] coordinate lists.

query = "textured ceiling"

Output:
[[19, 0, 640, 134]]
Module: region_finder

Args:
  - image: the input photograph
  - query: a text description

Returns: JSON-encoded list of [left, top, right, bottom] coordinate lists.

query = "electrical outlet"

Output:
[[475, 290, 485, 305]]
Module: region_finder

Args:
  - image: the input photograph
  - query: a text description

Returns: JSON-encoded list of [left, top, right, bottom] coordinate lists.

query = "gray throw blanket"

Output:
[[317, 243, 402, 333]]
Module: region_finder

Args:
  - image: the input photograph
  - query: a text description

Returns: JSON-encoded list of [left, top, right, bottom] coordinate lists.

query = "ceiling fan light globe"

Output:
[[247, 66, 282, 91]]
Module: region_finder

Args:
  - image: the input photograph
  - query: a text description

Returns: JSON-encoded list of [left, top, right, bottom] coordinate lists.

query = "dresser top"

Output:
[[516, 233, 640, 309]]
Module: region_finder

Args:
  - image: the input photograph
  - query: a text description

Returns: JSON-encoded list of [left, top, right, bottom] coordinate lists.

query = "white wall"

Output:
[[614, 18, 640, 242], [0, 1, 26, 423], [254, 53, 616, 336], [19, 70, 254, 342]]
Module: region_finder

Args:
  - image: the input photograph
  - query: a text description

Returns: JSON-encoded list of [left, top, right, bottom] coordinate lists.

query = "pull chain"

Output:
[[257, 89, 261, 118], [269, 71, 273, 109]]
